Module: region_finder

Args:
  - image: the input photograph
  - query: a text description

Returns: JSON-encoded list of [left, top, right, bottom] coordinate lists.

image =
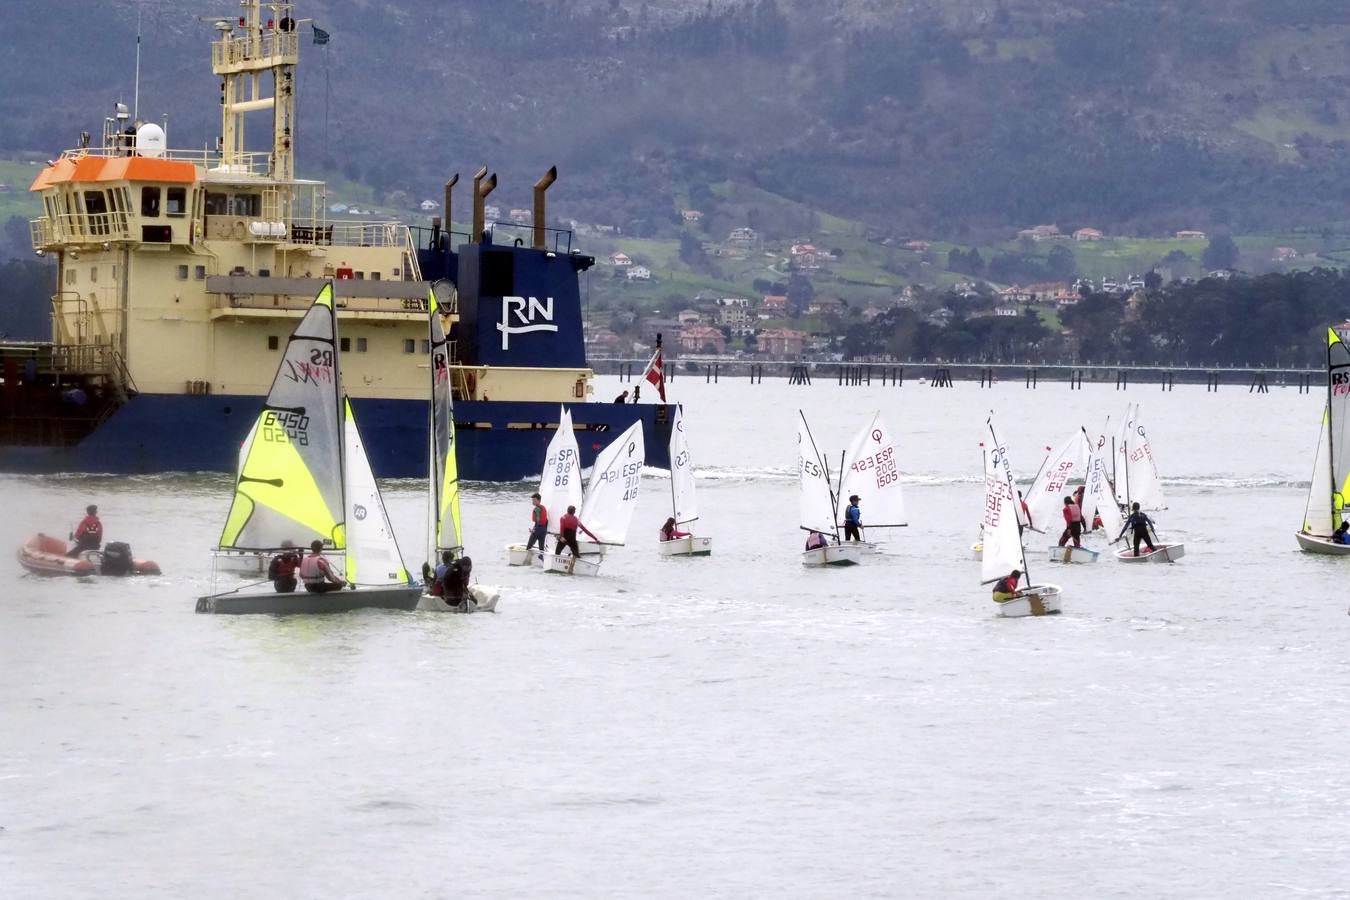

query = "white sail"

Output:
[[1083, 426, 1124, 538], [539, 406, 583, 521], [580, 421, 645, 544], [1023, 430, 1089, 532], [835, 412, 907, 531], [1304, 408, 1333, 534], [343, 398, 409, 586], [1310, 329, 1350, 532], [798, 412, 838, 535], [1122, 404, 1166, 510], [981, 415, 1028, 585], [669, 406, 699, 525], [1113, 403, 1135, 506]]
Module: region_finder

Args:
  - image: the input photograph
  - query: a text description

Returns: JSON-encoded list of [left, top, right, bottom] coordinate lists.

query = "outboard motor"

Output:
[[100, 541, 133, 576]]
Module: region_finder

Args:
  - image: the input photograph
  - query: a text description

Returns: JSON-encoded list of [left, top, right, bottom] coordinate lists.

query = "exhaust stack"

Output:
[[443, 173, 458, 234], [532, 166, 557, 250], [472, 166, 496, 243]]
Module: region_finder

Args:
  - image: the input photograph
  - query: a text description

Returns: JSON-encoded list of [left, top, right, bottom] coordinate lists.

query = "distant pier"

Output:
[[596, 358, 1321, 394]]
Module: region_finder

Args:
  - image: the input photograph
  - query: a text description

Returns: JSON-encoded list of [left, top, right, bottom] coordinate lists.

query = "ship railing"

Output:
[[487, 221, 575, 254], [287, 219, 407, 248], [212, 31, 299, 70], [57, 146, 271, 175], [0, 343, 136, 402]]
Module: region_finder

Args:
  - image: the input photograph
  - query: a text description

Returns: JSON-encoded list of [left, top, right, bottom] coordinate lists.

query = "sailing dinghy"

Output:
[[1112, 403, 1184, 562], [539, 420, 645, 575], [982, 415, 1061, 616], [1048, 427, 1118, 564], [1296, 329, 1350, 555], [833, 412, 907, 553], [197, 282, 420, 614], [658, 406, 712, 556], [799, 412, 861, 567], [419, 294, 498, 612], [506, 405, 583, 566]]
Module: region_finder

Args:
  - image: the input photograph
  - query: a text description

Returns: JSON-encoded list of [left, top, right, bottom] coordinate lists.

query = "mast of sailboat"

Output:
[[328, 278, 347, 556], [426, 296, 437, 566], [838, 449, 849, 540]]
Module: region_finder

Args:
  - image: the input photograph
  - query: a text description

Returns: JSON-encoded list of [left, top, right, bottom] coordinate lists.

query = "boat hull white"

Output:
[[1046, 545, 1100, 564], [801, 544, 862, 567], [1295, 531, 1350, 555], [971, 542, 982, 560], [505, 544, 546, 567], [658, 536, 713, 557], [1114, 543, 1185, 563], [195, 584, 421, 615], [994, 584, 1062, 617], [539, 552, 602, 576], [575, 540, 607, 557], [416, 584, 501, 613]]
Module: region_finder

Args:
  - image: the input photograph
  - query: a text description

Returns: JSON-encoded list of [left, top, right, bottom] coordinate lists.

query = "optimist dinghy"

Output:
[[540, 420, 645, 576], [981, 414, 1061, 617], [1112, 405, 1184, 563], [833, 412, 907, 553], [658, 406, 713, 557], [798, 411, 861, 567]]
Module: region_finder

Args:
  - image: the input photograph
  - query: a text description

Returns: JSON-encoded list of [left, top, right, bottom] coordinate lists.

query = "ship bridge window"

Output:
[[268, 336, 279, 350], [83, 191, 109, 235], [141, 187, 161, 217], [339, 338, 350, 352], [194, 265, 207, 280], [176, 265, 189, 280], [356, 337, 367, 352], [205, 192, 227, 215], [403, 339, 415, 353], [166, 187, 186, 217]]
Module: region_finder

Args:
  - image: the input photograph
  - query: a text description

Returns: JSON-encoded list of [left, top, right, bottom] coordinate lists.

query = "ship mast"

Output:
[[213, 1, 298, 197]]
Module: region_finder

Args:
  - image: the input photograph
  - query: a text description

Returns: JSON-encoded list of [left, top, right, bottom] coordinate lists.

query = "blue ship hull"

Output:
[[0, 394, 674, 480]]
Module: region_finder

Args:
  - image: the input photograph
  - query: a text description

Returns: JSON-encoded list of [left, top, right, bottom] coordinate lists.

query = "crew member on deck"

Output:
[[1116, 503, 1157, 557], [614, 389, 629, 404], [556, 505, 599, 558], [268, 541, 300, 593], [69, 504, 103, 557], [660, 517, 690, 542], [1057, 496, 1083, 548], [992, 568, 1021, 602], [1335, 522, 1350, 545], [300, 540, 346, 593], [526, 493, 549, 552], [843, 495, 863, 542]]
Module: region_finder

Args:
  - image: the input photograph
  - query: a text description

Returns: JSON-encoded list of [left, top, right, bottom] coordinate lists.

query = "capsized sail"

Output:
[[981, 415, 1029, 585], [669, 406, 698, 525], [1023, 429, 1090, 531], [428, 295, 462, 558], [344, 398, 410, 585], [835, 412, 907, 531], [219, 282, 344, 551], [1083, 426, 1124, 537], [539, 406, 583, 521], [580, 420, 645, 544], [798, 411, 838, 535]]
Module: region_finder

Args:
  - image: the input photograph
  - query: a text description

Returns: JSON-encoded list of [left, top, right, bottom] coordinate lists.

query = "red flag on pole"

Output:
[[643, 347, 666, 401]]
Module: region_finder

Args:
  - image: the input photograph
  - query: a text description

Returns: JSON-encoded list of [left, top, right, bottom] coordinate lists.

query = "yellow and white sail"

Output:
[[219, 282, 345, 551], [428, 293, 463, 559]]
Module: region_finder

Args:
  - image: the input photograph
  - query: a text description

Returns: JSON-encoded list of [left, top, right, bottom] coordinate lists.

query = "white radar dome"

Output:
[[136, 123, 166, 158]]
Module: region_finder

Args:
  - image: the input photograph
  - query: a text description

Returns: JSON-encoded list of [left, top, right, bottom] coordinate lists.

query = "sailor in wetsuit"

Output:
[[843, 495, 863, 542], [555, 505, 599, 557], [1116, 503, 1157, 556], [992, 568, 1022, 602]]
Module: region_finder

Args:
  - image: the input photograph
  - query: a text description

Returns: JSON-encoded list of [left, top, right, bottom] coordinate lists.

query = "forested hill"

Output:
[[6, 0, 1350, 239]]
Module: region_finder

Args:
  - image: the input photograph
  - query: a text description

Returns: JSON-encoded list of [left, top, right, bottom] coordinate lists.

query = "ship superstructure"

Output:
[[3, 1, 672, 479]]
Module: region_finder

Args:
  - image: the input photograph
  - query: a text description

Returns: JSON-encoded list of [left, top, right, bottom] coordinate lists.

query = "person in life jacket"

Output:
[[69, 504, 103, 556], [1116, 503, 1157, 556], [526, 493, 549, 552], [805, 530, 828, 551], [843, 495, 863, 542], [555, 505, 599, 558], [299, 540, 346, 593], [268, 541, 300, 593], [992, 568, 1022, 602], [1334, 522, 1350, 545], [660, 516, 690, 542], [1057, 496, 1083, 548]]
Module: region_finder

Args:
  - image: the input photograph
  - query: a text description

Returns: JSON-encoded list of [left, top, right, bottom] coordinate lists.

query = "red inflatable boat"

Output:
[[17, 534, 162, 578]]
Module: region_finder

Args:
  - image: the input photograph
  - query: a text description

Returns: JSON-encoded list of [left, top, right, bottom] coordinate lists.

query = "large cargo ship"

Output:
[[0, 1, 672, 480]]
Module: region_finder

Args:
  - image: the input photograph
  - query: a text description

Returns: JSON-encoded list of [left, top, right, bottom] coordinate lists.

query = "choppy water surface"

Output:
[[4, 380, 1349, 898]]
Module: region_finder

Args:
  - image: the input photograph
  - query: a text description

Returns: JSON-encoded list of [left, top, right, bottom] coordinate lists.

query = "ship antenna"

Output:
[[133, 4, 142, 121]]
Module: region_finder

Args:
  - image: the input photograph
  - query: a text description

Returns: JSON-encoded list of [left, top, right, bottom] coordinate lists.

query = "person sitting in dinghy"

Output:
[[299, 540, 347, 593], [556, 506, 599, 558], [660, 517, 690, 542], [268, 542, 300, 593], [992, 569, 1022, 602], [68, 504, 103, 557], [805, 530, 829, 551], [1334, 522, 1350, 545], [1115, 503, 1157, 557]]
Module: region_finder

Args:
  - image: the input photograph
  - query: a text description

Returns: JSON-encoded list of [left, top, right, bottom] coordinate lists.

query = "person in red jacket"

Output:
[[992, 568, 1021, 602], [1057, 496, 1083, 548], [69, 504, 103, 556], [555, 505, 599, 558], [526, 493, 549, 552]]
